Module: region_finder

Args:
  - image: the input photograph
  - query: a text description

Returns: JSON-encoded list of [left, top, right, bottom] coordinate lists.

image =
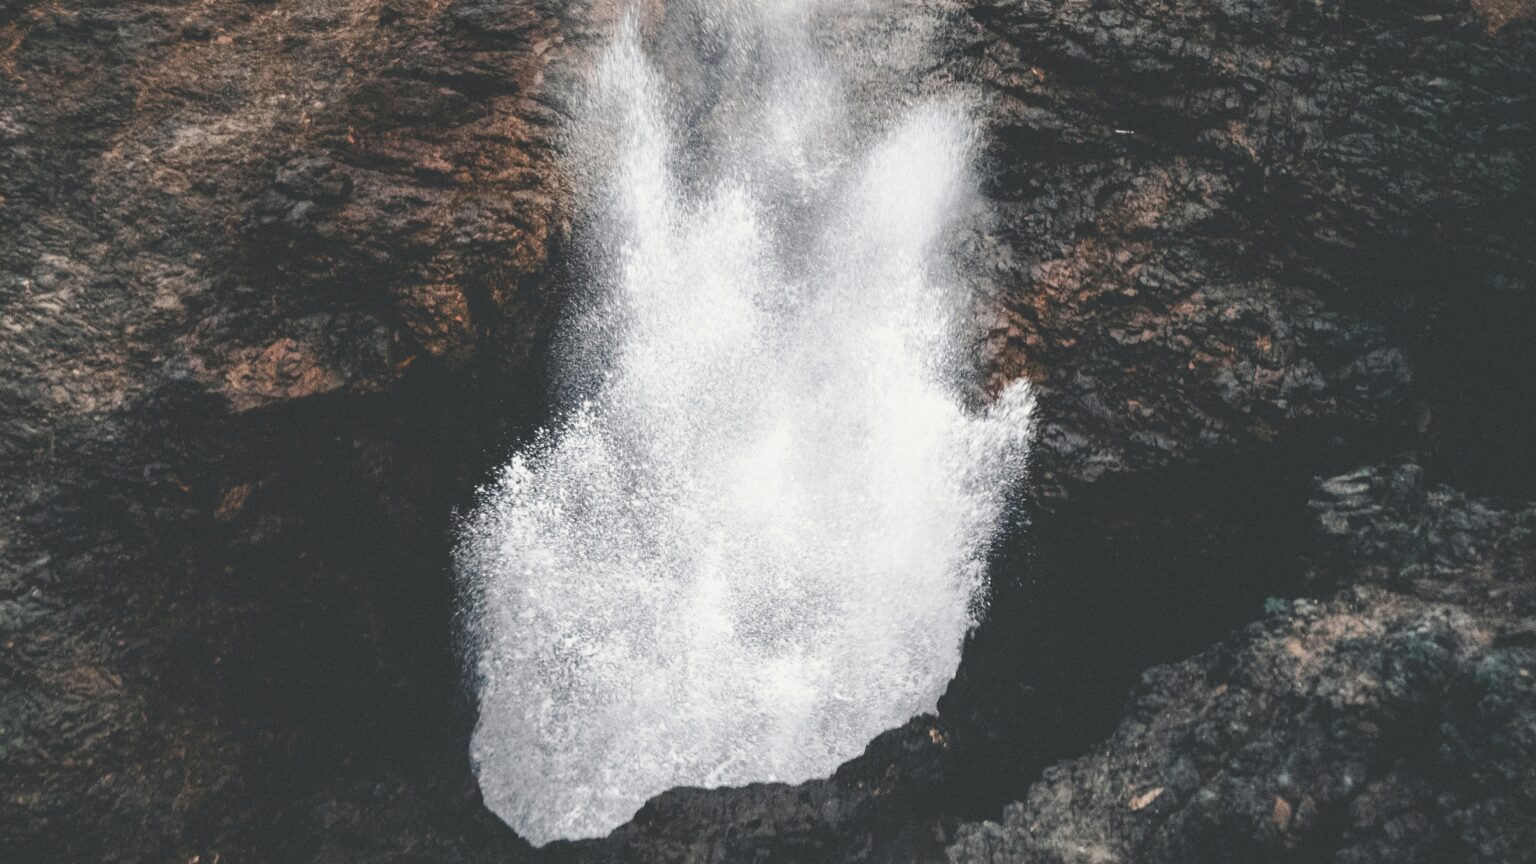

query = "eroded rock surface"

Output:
[[942, 0, 1536, 831], [949, 465, 1536, 864], [966, 0, 1535, 496], [1, 0, 620, 860]]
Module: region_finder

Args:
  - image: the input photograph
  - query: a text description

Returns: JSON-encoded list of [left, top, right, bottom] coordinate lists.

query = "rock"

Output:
[[947, 468, 1536, 864], [1307, 461, 1536, 589], [0, 0, 605, 859], [966, 0, 1536, 498]]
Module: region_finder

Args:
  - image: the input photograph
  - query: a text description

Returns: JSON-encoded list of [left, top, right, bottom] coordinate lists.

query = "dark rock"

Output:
[[0, 0, 607, 859], [966, 0, 1536, 497], [949, 473, 1536, 864]]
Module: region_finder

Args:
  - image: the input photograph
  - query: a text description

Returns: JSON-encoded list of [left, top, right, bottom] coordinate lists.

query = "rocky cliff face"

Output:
[[2, 0, 1533, 862], [2, 0, 601, 859], [950, 466, 1536, 864]]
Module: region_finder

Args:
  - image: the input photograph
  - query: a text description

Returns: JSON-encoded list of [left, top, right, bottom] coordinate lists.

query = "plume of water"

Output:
[[457, 1, 1034, 845]]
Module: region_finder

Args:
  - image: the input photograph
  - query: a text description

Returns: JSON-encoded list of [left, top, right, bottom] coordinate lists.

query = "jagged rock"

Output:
[[948, 467, 1536, 864], [1307, 461, 1536, 588], [0, 0, 607, 859], [965, 0, 1536, 497]]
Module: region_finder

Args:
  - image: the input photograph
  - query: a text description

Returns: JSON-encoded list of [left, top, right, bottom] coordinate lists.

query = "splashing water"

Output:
[[457, 2, 1034, 845]]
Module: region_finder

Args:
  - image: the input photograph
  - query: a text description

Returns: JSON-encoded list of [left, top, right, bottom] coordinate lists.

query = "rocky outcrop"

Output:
[[942, 0, 1536, 822], [0, 0, 617, 860], [949, 465, 1536, 864], [966, 0, 1535, 497]]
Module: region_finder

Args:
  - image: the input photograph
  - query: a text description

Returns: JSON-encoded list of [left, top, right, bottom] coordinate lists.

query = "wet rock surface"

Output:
[[966, 0, 1535, 497], [942, 0, 1536, 842], [0, 0, 618, 859], [2, 0, 1534, 862], [949, 465, 1536, 864]]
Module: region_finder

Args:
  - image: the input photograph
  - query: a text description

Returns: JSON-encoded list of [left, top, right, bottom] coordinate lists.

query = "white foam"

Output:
[[457, 3, 1033, 845]]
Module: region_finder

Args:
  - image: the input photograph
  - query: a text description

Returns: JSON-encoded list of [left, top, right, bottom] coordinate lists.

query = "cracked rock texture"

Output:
[[966, 0, 1535, 497], [949, 465, 1536, 864], [2, 0, 625, 860]]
